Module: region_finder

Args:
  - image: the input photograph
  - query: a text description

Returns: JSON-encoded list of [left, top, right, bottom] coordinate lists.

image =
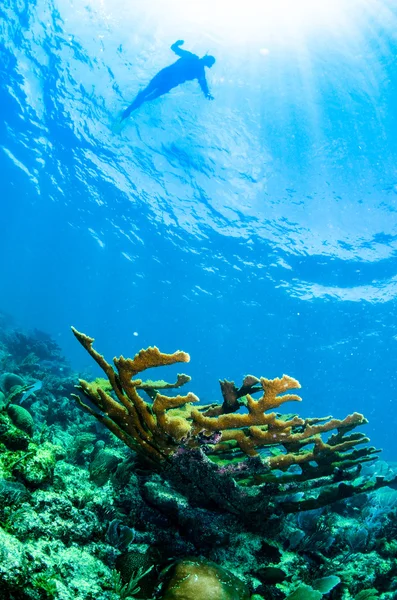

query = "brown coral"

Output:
[[159, 558, 250, 600]]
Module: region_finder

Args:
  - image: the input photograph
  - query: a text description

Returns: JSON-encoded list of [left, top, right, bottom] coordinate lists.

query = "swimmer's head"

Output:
[[202, 55, 216, 68]]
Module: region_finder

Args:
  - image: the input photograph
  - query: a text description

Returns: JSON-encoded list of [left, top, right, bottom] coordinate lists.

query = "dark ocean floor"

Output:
[[0, 315, 396, 600]]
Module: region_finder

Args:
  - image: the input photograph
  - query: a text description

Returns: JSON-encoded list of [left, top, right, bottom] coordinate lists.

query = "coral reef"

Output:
[[1, 321, 397, 600]]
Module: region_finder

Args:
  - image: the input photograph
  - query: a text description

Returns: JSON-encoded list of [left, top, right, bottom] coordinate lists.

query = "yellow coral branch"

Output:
[[71, 326, 380, 495]]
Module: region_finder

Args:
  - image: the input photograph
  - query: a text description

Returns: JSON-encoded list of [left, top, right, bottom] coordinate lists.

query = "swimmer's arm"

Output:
[[171, 39, 195, 58], [198, 74, 214, 100]]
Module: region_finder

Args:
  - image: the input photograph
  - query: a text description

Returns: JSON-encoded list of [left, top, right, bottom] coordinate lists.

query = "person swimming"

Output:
[[120, 40, 216, 120]]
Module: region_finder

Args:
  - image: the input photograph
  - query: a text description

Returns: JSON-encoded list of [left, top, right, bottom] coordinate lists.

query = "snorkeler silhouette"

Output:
[[120, 40, 216, 120]]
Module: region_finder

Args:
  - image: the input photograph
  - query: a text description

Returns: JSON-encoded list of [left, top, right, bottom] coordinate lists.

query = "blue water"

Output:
[[1, 0, 397, 456]]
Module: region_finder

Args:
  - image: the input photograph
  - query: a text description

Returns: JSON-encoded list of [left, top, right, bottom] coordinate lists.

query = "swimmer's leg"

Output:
[[120, 69, 173, 121], [121, 90, 148, 120], [120, 74, 165, 120], [142, 87, 169, 102]]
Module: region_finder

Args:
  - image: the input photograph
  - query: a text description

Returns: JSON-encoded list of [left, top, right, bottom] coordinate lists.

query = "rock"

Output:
[[13, 442, 61, 488], [256, 566, 286, 584]]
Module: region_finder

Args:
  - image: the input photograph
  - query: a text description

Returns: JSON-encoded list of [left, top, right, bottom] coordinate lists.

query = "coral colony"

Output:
[[71, 327, 389, 516]]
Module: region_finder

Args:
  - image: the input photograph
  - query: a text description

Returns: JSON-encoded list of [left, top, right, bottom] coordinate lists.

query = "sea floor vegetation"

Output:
[[0, 314, 396, 600]]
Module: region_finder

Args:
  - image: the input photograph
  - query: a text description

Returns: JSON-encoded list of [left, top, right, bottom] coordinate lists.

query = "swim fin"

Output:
[[111, 114, 129, 134]]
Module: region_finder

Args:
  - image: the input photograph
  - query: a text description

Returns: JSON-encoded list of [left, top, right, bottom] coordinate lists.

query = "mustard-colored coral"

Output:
[[71, 327, 381, 502], [191, 375, 303, 456], [71, 327, 197, 466]]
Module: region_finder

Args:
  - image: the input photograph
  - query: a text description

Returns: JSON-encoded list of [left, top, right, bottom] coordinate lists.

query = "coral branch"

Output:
[[71, 326, 193, 466]]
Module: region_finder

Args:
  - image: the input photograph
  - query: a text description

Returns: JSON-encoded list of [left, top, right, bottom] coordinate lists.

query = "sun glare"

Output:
[[98, 0, 396, 51], [166, 0, 354, 42]]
